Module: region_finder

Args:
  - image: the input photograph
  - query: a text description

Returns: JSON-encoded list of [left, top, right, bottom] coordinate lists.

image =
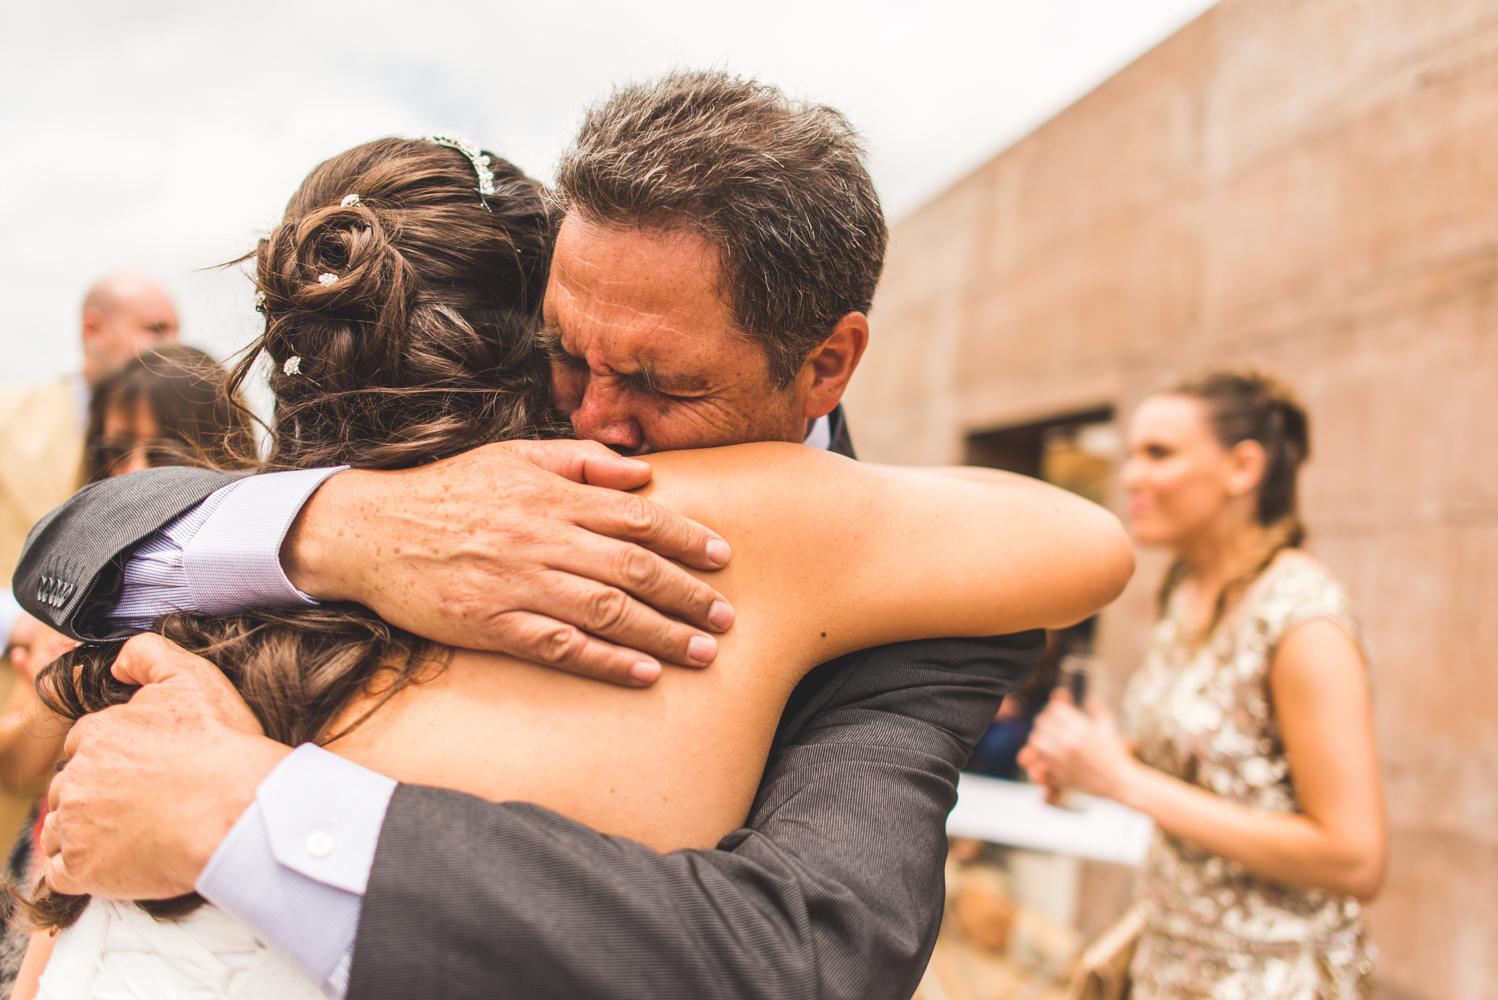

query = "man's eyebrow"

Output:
[[542, 327, 710, 394]]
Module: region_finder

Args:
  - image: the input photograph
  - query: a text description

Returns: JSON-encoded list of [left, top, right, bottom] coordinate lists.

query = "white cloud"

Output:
[[0, 0, 1216, 384]]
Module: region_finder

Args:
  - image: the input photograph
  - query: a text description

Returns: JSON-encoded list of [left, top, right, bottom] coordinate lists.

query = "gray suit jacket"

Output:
[[15, 410, 1041, 999]]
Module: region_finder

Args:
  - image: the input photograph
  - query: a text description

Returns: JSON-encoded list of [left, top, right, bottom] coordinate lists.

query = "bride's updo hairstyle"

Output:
[[25, 138, 562, 931], [231, 136, 563, 470]]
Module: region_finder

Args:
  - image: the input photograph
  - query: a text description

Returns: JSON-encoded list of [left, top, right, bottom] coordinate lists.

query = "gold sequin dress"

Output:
[[1121, 554, 1372, 999]]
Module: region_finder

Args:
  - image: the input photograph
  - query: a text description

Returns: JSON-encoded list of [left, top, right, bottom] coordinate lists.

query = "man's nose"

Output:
[[570, 382, 645, 453]]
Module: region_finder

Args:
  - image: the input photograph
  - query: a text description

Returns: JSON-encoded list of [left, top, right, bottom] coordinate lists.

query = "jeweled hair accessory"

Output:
[[423, 134, 496, 197], [340, 193, 361, 207], [318, 272, 339, 286], [283, 356, 303, 376]]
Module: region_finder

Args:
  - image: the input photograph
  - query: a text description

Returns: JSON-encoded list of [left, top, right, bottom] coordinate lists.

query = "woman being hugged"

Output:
[[17, 137, 1133, 1000], [1020, 372, 1385, 1000]]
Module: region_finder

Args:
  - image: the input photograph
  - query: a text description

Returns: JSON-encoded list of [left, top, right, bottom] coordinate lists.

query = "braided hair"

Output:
[[1154, 370, 1312, 639]]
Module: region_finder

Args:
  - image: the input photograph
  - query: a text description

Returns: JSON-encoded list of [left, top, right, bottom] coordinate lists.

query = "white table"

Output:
[[946, 774, 1154, 866]]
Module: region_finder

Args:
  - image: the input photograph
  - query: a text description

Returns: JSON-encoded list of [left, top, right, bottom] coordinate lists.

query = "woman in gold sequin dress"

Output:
[[1019, 372, 1386, 999]]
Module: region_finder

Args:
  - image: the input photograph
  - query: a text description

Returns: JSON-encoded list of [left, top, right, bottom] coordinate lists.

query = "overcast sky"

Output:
[[0, 0, 1216, 386]]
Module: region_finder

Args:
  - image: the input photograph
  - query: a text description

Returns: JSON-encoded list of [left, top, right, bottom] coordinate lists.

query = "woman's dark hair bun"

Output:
[[232, 136, 564, 472]]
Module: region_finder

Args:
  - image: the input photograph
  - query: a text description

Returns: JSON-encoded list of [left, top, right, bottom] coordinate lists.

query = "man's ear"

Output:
[[800, 312, 869, 420], [80, 306, 105, 347]]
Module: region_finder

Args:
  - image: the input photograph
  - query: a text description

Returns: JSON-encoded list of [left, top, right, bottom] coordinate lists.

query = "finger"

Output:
[[503, 439, 655, 492], [110, 633, 213, 688], [526, 573, 719, 667], [546, 532, 733, 633], [40, 808, 60, 858], [61, 712, 97, 759], [573, 489, 731, 572], [43, 853, 82, 896], [485, 610, 667, 687], [1047, 699, 1085, 726], [1027, 727, 1064, 760]]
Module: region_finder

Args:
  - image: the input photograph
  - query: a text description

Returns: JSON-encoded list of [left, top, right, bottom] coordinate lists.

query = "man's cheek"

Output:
[[551, 365, 586, 412]]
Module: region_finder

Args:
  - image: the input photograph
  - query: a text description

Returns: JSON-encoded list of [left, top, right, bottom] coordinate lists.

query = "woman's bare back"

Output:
[[326, 442, 1132, 851], [328, 639, 800, 850]]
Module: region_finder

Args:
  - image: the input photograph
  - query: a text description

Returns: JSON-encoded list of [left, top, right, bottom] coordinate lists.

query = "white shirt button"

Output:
[[304, 830, 336, 859]]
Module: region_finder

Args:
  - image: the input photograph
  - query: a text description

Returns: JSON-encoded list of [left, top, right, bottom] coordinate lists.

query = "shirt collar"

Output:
[[802, 414, 832, 451]]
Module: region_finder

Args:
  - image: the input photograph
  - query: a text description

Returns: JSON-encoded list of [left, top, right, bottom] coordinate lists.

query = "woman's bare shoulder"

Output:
[[639, 441, 854, 480], [635, 443, 870, 532]]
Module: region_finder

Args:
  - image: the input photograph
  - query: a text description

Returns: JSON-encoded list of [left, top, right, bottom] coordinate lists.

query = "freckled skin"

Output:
[[546, 214, 813, 454]]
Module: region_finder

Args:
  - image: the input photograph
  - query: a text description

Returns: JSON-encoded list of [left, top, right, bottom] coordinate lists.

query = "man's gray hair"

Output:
[[555, 71, 888, 388]]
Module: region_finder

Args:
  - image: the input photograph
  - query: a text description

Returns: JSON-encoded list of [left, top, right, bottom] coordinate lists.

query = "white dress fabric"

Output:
[[35, 899, 322, 1000]]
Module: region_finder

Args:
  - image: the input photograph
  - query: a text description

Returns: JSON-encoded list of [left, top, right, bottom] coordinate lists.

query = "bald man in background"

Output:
[[0, 274, 178, 837]]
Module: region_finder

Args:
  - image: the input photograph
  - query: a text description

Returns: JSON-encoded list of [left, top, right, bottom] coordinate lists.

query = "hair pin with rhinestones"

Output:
[[318, 273, 338, 286], [340, 193, 360, 207], [283, 356, 303, 376], [423, 134, 496, 207]]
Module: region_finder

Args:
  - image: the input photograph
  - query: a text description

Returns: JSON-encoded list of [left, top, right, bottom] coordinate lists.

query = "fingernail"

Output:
[[687, 634, 717, 665], [708, 600, 735, 630], [705, 538, 731, 565], [630, 661, 661, 684]]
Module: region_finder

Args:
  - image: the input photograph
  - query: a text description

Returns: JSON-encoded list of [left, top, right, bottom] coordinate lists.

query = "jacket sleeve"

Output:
[[347, 632, 1043, 1000], [12, 466, 246, 640]]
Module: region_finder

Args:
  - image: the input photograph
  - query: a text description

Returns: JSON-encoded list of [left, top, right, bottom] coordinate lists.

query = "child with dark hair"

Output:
[[80, 344, 255, 484], [1, 344, 252, 995]]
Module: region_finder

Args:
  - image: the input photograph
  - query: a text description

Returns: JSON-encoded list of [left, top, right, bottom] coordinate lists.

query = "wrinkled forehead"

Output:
[[546, 213, 761, 371]]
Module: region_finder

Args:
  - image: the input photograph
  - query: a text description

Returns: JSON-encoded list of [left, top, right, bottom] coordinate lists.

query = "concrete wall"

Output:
[[843, 2, 1498, 997]]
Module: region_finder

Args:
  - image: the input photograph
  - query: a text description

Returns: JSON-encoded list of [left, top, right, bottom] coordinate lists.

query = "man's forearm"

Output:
[[16, 467, 241, 639], [349, 762, 951, 1000], [347, 634, 1042, 1000], [198, 745, 396, 998], [11, 467, 336, 640]]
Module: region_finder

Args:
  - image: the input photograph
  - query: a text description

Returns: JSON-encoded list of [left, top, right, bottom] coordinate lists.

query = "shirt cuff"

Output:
[[0, 590, 22, 648], [183, 467, 347, 615], [196, 745, 396, 998]]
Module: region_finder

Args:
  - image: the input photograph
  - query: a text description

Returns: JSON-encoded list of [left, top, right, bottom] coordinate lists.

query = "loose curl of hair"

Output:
[[27, 608, 441, 929], [24, 138, 560, 931], [1155, 369, 1312, 639]]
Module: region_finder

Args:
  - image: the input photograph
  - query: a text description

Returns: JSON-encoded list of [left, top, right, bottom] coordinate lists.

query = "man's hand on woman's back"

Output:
[[281, 440, 736, 687]]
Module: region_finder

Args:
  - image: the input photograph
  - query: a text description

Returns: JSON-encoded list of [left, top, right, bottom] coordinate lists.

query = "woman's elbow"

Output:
[[1038, 514, 1135, 629], [1076, 516, 1135, 614], [1343, 850, 1388, 903], [1098, 523, 1136, 602], [1325, 835, 1387, 902]]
